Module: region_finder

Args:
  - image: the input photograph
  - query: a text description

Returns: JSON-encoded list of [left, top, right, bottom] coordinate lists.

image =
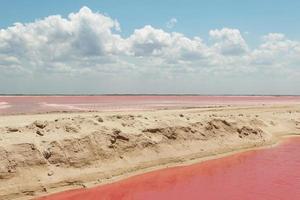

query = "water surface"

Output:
[[1, 95, 299, 115]]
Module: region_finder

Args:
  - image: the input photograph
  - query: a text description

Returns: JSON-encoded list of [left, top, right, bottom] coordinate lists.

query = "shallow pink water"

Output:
[[40, 137, 300, 200], [1, 96, 299, 115]]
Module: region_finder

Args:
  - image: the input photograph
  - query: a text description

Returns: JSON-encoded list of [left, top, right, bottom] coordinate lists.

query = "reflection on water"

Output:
[[41, 138, 300, 200]]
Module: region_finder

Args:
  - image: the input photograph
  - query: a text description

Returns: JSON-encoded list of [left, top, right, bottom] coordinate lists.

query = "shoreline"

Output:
[[37, 134, 296, 200], [0, 103, 299, 200], [1, 95, 300, 117]]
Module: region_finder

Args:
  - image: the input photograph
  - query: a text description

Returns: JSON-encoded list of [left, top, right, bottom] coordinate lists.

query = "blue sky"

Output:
[[0, 0, 300, 94], [1, 0, 300, 43]]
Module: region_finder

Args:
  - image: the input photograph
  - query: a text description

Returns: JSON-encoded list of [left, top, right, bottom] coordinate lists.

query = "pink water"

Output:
[[40, 137, 300, 200], [1, 96, 299, 115]]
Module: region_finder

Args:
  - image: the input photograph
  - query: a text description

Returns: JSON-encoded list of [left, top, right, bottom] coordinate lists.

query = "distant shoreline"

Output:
[[1, 94, 300, 97]]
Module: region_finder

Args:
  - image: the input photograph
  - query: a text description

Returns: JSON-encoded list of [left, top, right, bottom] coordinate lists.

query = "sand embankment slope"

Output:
[[0, 104, 300, 200]]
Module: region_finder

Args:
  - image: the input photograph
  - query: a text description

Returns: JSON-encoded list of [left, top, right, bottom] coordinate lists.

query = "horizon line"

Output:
[[1, 94, 300, 97]]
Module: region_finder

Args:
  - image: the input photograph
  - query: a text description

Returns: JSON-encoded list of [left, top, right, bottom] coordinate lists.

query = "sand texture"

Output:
[[0, 104, 300, 200]]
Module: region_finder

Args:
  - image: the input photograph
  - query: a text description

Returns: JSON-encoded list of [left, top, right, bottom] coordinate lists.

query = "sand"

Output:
[[0, 103, 300, 200], [39, 137, 300, 200]]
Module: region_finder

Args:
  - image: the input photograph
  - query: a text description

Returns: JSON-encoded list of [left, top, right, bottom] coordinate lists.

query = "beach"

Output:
[[39, 137, 300, 200], [0, 96, 299, 199]]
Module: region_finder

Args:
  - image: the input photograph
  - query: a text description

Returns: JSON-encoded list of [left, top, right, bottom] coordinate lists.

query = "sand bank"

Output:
[[38, 137, 300, 200], [0, 104, 300, 200]]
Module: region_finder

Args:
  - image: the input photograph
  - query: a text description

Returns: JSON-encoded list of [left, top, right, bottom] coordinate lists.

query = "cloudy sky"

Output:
[[0, 0, 300, 94]]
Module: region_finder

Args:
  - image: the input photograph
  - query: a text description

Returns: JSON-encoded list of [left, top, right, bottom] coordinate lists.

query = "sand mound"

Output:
[[0, 104, 300, 200]]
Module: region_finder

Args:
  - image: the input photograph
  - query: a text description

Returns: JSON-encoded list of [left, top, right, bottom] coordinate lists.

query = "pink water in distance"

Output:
[[1, 95, 300, 115], [40, 137, 300, 200]]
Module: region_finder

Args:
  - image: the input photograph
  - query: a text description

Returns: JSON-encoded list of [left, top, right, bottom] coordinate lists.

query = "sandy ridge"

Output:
[[0, 104, 299, 200]]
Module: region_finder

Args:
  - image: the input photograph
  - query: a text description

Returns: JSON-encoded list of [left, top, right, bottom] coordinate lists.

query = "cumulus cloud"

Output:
[[0, 6, 299, 80], [250, 33, 300, 67], [128, 25, 172, 57], [262, 33, 286, 41], [166, 18, 177, 29], [127, 25, 209, 63], [0, 6, 127, 74], [209, 28, 249, 55]]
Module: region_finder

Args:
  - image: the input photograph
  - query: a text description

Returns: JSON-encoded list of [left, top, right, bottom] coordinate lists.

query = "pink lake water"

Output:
[[1, 95, 300, 115], [40, 137, 300, 200]]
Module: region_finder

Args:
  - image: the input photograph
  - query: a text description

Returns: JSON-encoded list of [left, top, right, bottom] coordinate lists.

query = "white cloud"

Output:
[[209, 28, 248, 55], [127, 25, 209, 63], [0, 6, 299, 82], [127, 25, 172, 57], [0, 6, 127, 74], [166, 18, 177, 29], [250, 33, 300, 67], [262, 33, 286, 41]]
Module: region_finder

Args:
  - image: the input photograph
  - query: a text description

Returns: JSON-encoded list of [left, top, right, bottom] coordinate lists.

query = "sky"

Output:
[[0, 0, 300, 94]]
